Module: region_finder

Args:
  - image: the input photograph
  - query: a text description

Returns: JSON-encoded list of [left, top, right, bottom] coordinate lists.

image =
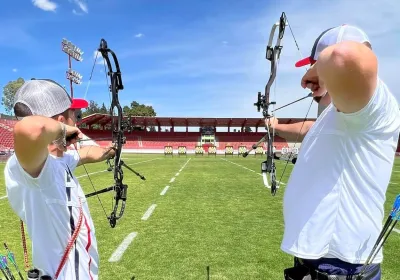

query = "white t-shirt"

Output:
[[281, 78, 400, 264], [4, 150, 99, 279]]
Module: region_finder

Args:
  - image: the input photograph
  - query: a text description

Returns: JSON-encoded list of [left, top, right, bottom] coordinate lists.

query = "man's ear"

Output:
[[56, 114, 66, 123]]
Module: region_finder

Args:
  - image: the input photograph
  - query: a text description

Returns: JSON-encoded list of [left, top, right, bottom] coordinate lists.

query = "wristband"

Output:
[[52, 122, 67, 148]]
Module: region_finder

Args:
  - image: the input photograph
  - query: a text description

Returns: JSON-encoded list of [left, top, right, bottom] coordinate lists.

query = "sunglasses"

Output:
[[73, 109, 82, 122]]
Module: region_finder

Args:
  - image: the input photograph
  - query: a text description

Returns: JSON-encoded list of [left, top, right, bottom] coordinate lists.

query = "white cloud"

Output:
[[72, 0, 88, 13], [72, 9, 83, 16], [32, 0, 57, 12], [12, 68, 17, 72], [93, 50, 105, 66], [135, 33, 144, 38]]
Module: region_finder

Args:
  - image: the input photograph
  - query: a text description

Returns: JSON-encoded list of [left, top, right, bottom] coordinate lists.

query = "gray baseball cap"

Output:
[[295, 24, 370, 67], [13, 79, 88, 118]]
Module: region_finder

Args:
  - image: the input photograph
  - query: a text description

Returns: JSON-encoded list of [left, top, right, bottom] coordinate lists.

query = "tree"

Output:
[[123, 105, 130, 116], [100, 103, 108, 114], [82, 100, 101, 117], [82, 100, 157, 119], [129, 101, 156, 117], [2, 78, 25, 114]]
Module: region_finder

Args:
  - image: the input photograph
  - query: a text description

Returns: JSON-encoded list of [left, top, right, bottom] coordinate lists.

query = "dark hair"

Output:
[[364, 42, 372, 49], [14, 102, 69, 120]]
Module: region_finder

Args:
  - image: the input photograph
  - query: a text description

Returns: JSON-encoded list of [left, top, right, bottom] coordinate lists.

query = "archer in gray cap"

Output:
[[4, 78, 114, 279]]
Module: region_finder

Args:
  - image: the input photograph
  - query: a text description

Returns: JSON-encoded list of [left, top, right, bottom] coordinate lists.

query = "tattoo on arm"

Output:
[[102, 147, 116, 160]]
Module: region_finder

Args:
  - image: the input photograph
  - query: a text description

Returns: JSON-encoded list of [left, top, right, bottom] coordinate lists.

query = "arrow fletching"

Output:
[[0, 256, 6, 269], [7, 252, 16, 266], [390, 194, 400, 219]]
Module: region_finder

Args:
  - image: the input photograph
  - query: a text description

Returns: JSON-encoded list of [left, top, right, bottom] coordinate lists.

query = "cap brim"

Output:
[[70, 98, 89, 109], [295, 57, 313, 67]]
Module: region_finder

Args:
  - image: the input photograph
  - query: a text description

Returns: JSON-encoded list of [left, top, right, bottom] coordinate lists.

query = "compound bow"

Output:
[[82, 39, 145, 228], [243, 12, 314, 196]]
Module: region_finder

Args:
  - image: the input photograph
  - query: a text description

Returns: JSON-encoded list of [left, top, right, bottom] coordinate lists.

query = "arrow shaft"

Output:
[[271, 93, 312, 113]]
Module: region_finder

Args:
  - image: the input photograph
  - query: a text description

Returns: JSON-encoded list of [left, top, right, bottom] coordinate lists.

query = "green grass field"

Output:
[[0, 154, 399, 279]]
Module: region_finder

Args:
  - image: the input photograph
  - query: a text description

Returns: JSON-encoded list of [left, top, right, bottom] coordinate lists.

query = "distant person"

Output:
[[4, 79, 116, 279], [266, 25, 400, 279]]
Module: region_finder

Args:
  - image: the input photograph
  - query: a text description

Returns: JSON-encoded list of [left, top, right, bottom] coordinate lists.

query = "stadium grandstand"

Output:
[[1, 113, 400, 158]]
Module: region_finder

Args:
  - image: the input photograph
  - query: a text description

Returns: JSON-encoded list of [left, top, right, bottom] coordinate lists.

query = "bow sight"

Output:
[[254, 91, 276, 119]]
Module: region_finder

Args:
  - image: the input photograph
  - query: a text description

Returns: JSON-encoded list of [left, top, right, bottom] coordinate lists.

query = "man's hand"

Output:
[[301, 63, 327, 98], [105, 143, 117, 160], [54, 124, 83, 152], [265, 116, 279, 130]]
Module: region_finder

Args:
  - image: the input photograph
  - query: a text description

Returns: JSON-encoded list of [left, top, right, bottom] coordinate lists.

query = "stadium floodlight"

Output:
[[66, 68, 83, 85], [61, 38, 83, 62], [61, 38, 84, 98]]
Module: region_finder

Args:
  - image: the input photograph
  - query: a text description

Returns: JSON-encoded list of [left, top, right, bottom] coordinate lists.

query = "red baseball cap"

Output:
[[295, 24, 370, 68], [70, 98, 89, 109]]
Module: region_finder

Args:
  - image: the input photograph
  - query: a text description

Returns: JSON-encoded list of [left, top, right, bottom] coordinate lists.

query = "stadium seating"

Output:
[[2, 117, 399, 156], [0, 119, 16, 150]]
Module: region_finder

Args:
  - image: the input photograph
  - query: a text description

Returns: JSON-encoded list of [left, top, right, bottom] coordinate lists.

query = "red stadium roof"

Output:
[[79, 113, 316, 128]]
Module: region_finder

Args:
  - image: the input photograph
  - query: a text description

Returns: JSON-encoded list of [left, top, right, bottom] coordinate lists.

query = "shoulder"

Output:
[[338, 78, 400, 131], [5, 153, 59, 191], [317, 41, 378, 114]]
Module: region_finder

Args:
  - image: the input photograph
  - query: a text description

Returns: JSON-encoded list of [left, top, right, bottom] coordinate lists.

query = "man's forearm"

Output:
[[275, 121, 315, 142], [14, 116, 65, 173], [78, 145, 115, 165], [14, 116, 64, 148]]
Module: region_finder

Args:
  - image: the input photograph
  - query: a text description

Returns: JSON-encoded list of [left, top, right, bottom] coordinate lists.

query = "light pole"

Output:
[[61, 38, 83, 98]]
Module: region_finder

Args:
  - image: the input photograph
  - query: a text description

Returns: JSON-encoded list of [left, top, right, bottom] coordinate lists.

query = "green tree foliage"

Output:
[[82, 100, 157, 118], [129, 101, 156, 117], [82, 101, 101, 117], [100, 103, 108, 114], [2, 78, 25, 115]]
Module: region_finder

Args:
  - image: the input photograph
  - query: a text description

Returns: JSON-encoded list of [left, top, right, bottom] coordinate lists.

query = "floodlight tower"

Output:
[[61, 38, 83, 98]]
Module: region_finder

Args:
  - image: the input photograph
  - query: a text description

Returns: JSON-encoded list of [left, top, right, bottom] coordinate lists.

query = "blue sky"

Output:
[[1, 0, 399, 125]]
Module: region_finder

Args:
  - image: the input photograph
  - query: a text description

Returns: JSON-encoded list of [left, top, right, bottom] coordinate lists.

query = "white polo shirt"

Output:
[[4, 150, 99, 279], [281, 78, 400, 264]]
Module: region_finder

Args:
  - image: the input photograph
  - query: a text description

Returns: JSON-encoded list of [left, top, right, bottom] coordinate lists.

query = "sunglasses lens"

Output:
[[75, 110, 82, 122]]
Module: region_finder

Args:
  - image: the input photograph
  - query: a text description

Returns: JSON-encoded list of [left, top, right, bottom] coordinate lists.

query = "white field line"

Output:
[[221, 158, 286, 185], [141, 204, 157, 221], [108, 232, 138, 262], [394, 228, 400, 234], [168, 158, 191, 184], [180, 158, 191, 170], [163, 158, 191, 196], [160, 185, 170, 196], [0, 158, 161, 200], [77, 158, 160, 179]]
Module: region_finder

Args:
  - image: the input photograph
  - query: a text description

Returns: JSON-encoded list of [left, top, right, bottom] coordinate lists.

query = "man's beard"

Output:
[[313, 92, 328, 104], [313, 96, 322, 103]]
